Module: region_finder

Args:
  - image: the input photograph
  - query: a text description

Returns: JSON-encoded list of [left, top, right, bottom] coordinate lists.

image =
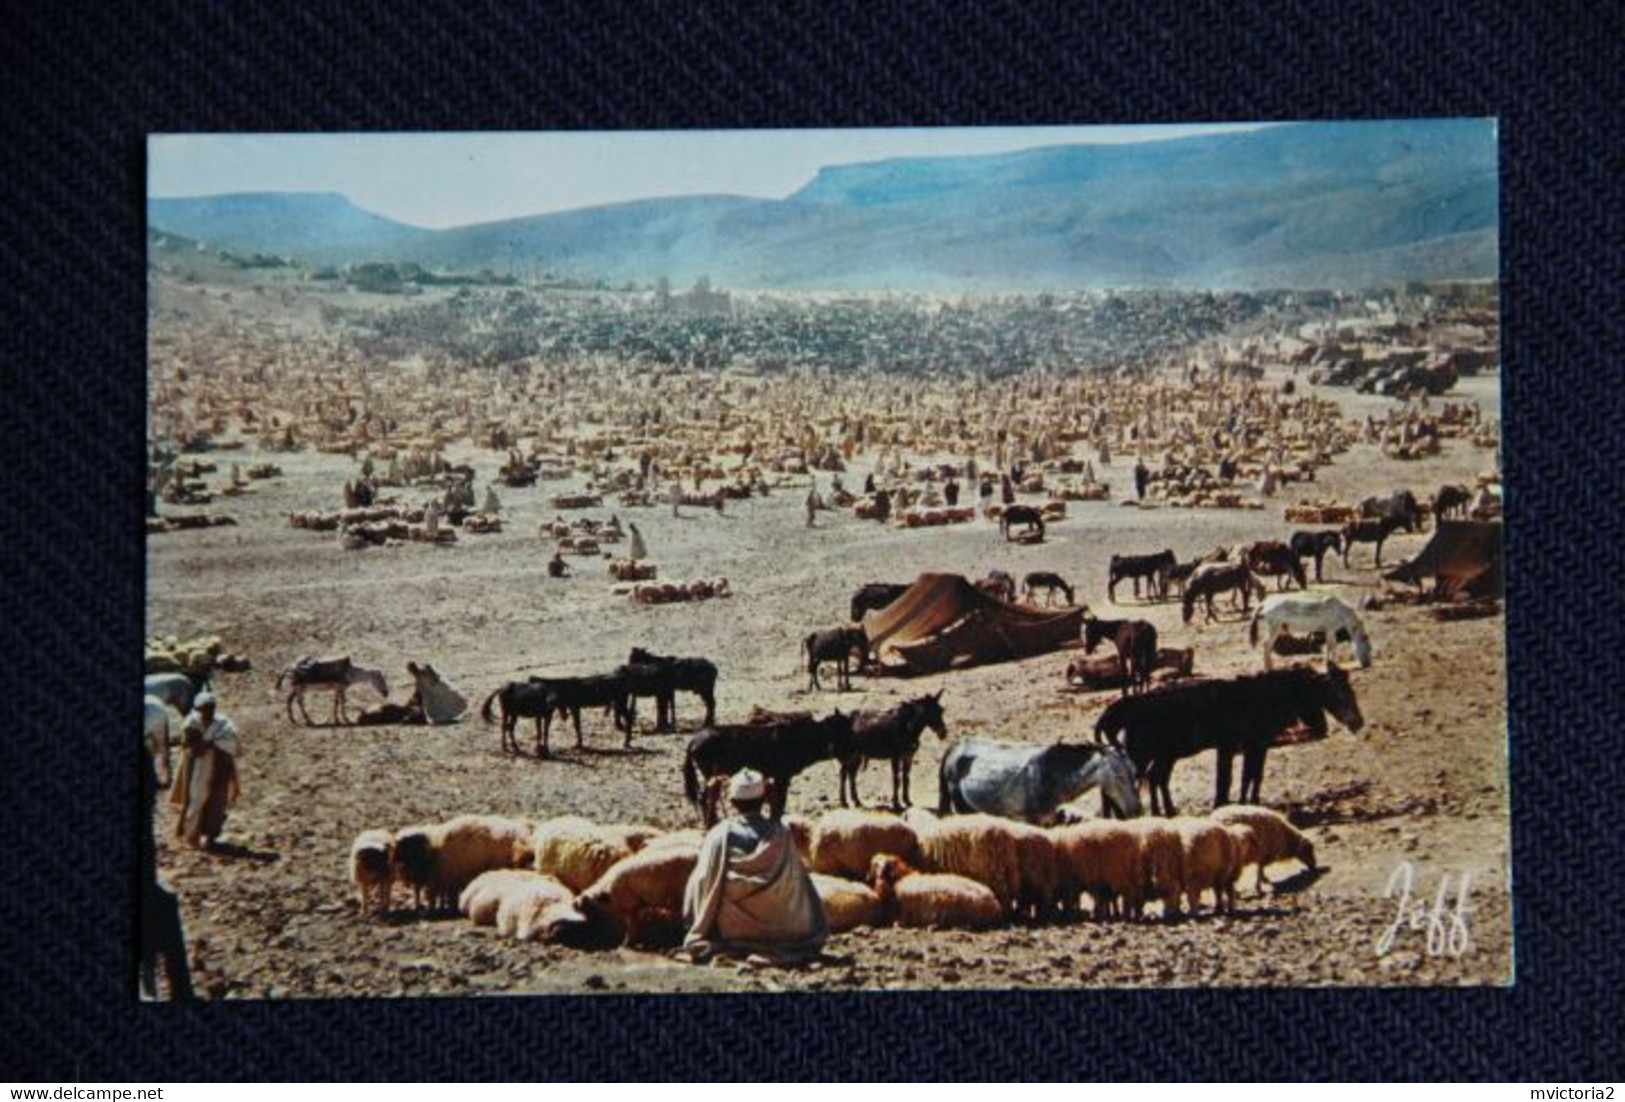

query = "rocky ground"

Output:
[[148, 351, 1509, 996]]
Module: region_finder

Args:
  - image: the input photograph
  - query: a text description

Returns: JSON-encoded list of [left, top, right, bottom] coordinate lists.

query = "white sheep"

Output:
[[1173, 818, 1239, 914], [348, 828, 395, 916], [532, 816, 651, 893], [574, 841, 699, 947], [1208, 805, 1318, 894], [1051, 821, 1142, 920], [392, 814, 537, 911], [459, 869, 559, 927], [810, 873, 885, 933], [867, 854, 1003, 930], [912, 813, 1022, 914], [495, 875, 578, 940], [810, 809, 920, 880]]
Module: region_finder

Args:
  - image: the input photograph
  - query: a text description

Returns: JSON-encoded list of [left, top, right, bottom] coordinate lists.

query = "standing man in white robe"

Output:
[[170, 693, 241, 850]]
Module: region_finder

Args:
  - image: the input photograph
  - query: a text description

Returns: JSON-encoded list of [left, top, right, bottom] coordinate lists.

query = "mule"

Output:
[[682, 711, 855, 824], [1108, 550, 1175, 602], [1243, 541, 1308, 590], [1360, 489, 1423, 533], [626, 647, 718, 730], [277, 655, 388, 726], [838, 691, 948, 809], [1249, 592, 1373, 669], [938, 738, 1142, 823], [1096, 664, 1364, 815], [1084, 617, 1158, 695], [1022, 571, 1076, 606], [803, 626, 868, 691], [1181, 563, 1265, 623]]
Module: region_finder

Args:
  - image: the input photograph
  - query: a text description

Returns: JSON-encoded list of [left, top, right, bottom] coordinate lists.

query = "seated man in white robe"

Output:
[[681, 770, 828, 966]]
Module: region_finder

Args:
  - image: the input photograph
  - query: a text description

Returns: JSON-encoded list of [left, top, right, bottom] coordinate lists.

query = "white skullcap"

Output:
[[194, 692, 216, 709], [728, 769, 767, 803]]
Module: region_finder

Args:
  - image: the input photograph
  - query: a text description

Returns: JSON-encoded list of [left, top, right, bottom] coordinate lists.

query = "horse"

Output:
[[277, 655, 388, 725], [530, 674, 636, 749], [1022, 571, 1076, 607], [481, 679, 560, 756], [143, 695, 172, 791], [937, 738, 1142, 823], [802, 626, 868, 691], [1107, 549, 1175, 602], [838, 691, 948, 809], [1084, 617, 1158, 695], [1360, 489, 1424, 533], [682, 711, 855, 824], [976, 570, 1017, 603], [1289, 529, 1344, 582], [1095, 664, 1364, 815], [144, 672, 209, 717], [1433, 483, 1472, 521], [1242, 541, 1308, 590], [1181, 564, 1265, 623], [849, 582, 909, 623], [626, 647, 718, 730], [1249, 592, 1373, 670], [1341, 514, 1406, 567], [1161, 547, 1229, 598], [999, 504, 1046, 541]]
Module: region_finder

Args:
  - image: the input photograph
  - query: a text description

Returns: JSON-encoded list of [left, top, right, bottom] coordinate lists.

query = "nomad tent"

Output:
[[862, 573, 1085, 674], [1384, 520, 1503, 598]]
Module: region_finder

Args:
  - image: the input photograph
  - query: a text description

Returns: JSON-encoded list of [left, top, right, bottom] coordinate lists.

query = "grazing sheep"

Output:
[[867, 854, 1004, 930], [1051, 822, 1142, 920], [1208, 805, 1318, 894], [575, 842, 700, 948], [810, 873, 885, 933], [1121, 819, 1185, 921], [811, 809, 920, 880], [459, 869, 559, 927], [495, 875, 577, 940], [392, 814, 538, 911], [1173, 818, 1240, 915], [348, 829, 395, 916], [912, 813, 1022, 913], [532, 816, 651, 893], [1221, 823, 1260, 902], [1005, 821, 1062, 922]]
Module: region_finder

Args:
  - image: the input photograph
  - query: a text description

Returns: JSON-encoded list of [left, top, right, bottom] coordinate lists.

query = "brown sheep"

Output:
[[911, 813, 1022, 914], [392, 814, 537, 911], [1208, 805, 1318, 895], [1005, 821, 1062, 922], [811, 809, 920, 880], [532, 816, 650, 893], [1173, 818, 1239, 914], [867, 854, 1004, 930], [1121, 819, 1185, 921], [575, 842, 700, 948], [810, 873, 885, 933], [1051, 821, 1143, 920], [348, 828, 395, 916]]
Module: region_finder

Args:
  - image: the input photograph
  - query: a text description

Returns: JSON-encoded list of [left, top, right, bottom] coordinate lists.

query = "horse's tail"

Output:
[[480, 685, 503, 725], [682, 745, 703, 806], [275, 666, 289, 691]]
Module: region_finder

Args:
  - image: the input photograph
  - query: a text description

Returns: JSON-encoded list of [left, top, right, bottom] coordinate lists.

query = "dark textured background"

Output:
[[2, 0, 1621, 1082]]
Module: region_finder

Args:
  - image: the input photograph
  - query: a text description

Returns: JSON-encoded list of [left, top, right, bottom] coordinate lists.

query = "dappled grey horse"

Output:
[[937, 737, 1142, 822]]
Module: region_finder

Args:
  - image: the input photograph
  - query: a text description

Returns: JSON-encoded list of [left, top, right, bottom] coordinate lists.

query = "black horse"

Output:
[[1433, 483, 1472, 521], [838, 691, 948, 809], [1084, 617, 1158, 696], [1341, 513, 1406, 567], [1108, 549, 1176, 602], [1243, 540, 1308, 591], [999, 504, 1046, 541], [1289, 529, 1344, 582], [481, 675, 632, 756], [1095, 664, 1364, 815], [626, 647, 718, 731], [682, 711, 856, 823], [849, 582, 909, 624], [1360, 489, 1424, 533], [803, 626, 868, 690]]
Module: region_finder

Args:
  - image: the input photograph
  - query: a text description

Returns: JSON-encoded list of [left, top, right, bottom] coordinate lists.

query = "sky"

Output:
[[149, 124, 1275, 229]]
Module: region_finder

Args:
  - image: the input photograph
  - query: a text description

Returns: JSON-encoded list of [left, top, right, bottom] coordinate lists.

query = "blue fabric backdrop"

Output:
[[1, 0, 1621, 1081]]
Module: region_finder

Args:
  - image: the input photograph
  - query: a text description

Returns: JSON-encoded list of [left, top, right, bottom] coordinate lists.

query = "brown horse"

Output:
[[1084, 617, 1158, 696], [1243, 541, 1307, 590], [1181, 564, 1265, 623]]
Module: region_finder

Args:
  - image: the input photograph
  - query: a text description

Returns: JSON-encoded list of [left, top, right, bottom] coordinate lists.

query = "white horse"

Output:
[[143, 695, 172, 789], [1249, 592, 1372, 670], [277, 656, 389, 725]]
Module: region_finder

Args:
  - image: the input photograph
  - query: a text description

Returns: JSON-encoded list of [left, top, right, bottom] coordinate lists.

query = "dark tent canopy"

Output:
[[1384, 520, 1503, 598], [862, 573, 1084, 674]]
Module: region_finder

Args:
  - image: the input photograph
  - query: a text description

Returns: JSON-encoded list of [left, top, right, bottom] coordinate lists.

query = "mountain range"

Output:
[[147, 119, 1498, 291]]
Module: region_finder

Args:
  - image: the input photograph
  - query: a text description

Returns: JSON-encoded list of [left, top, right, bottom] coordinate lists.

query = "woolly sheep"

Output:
[[912, 813, 1022, 913], [1051, 822, 1142, 920], [348, 829, 395, 916], [1221, 823, 1260, 899], [1005, 820, 1061, 922], [532, 816, 652, 893], [1208, 805, 1318, 894], [459, 869, 558, 927], [867, 854, 1003, 930], [495, 875, 577, 940], [810, 809, 920, 880], [575, 841, 699, 948], [392, 814, 537, 911], [1121, 819, 1185, 920], [810, 873, 885, 933], [1173, 818, 1239, 914]]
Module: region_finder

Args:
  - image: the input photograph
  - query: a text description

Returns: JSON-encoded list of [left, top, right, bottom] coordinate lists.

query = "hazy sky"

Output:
[[150, 125, 1275, 229]]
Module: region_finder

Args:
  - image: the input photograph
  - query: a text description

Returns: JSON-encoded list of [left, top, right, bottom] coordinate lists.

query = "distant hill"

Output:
[[148, 120, 1498, 290]]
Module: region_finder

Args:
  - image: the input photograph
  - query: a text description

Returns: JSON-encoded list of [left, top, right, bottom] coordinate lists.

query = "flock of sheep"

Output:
[[348, 803, 1317, 954]]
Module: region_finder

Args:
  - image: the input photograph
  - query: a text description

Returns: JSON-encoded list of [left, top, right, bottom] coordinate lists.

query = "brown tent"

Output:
[[862, 573, 1085, 674], [1384, 520, 1503, 598]]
